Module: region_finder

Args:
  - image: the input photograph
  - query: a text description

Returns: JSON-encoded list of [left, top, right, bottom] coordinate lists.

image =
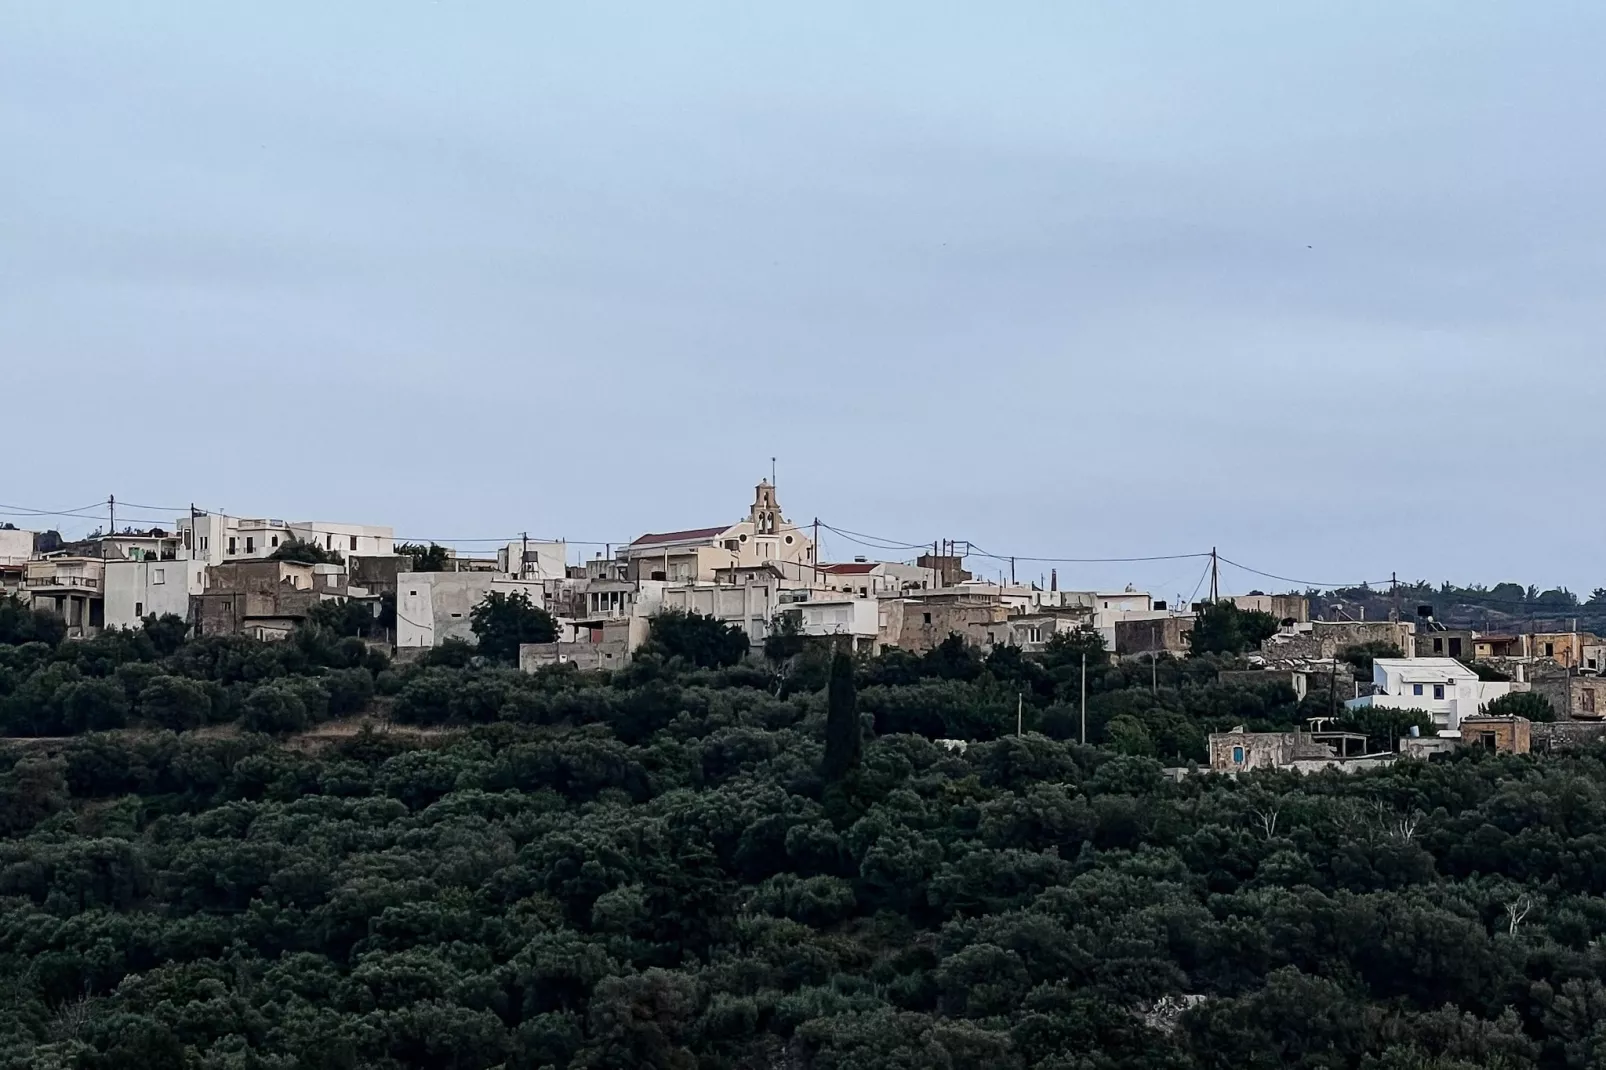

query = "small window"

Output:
[[450, 612, 462, 618], [1413, 684, 1424, 696], [326, 535, 333, 550], [1233, 746, 1245, 763], [1433, 684, 1445, 700], [409, 590, 417, 596], [227, 537, 236, 555], [1545, 642, 1555, 657], [254, 627, 265, 640], [134, 602, 143, 617], [1449, 637, 1462, 657], [1432, 638, 1443, 653], [923, 612, 932, 624], [152, 569, 165, 584], [784, 535, 794, 544], [350, 535, 358, 551], [245, 537, 255, 554], [271, 535, 279, 547], [1584, 689, 1597, 714], [200, 535, 209, 551]]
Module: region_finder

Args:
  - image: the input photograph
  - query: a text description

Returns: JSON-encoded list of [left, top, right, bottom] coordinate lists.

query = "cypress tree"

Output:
[[822, 649, 861, 782]]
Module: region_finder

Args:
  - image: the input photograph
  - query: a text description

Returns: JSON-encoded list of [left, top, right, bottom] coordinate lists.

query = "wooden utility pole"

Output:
[[813, 517, 820, 587], [105, 495, 115, 558]]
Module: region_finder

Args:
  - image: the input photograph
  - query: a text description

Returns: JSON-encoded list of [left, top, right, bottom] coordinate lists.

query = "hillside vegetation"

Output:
[[1, 597, 1603, 1068]]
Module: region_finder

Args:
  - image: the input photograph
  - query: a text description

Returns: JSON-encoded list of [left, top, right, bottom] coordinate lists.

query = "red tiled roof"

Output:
[[819, 562, 879, 575], [629, 525, 731, 547]]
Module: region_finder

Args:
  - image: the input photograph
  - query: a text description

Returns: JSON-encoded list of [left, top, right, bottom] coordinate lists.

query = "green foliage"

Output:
[[0, 595, 67, 647], [822, 650, 861, 782], [1484, 689, 1557, 722], [396, 542, 451, 571], [1188, 601, 1279, 656], [1339, 640, 1402, 677], [470, 590, 557, 664], [306, 598, 378, 638], [642, 609, 749, 669], [9, 581, 1606, 1067], [267, 537, 342, 564]]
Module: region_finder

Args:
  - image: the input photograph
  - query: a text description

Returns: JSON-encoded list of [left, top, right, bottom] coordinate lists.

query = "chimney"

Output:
[[1050, 568, 1058, 592]]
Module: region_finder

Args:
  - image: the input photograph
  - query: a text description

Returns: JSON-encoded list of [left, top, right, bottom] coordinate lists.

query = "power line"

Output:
[[1216, 555, 1392, 590]]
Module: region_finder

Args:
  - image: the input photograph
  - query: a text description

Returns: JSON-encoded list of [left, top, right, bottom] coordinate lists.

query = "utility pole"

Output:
[[1209, 546, 1218, 602], [1010, 556, 1015, 585], [1150, 651, 1157, 695], [1391, 571, 1400, 622], [521, 531, 528, 579], [1080, 652, 1088, 745], [105, 495, 115, 558], [1016, 692, 1023, 736], [813, 517, 820, 587]]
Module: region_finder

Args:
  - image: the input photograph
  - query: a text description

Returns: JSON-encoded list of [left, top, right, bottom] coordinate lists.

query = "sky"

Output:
[[4, 2, 1604, 601]]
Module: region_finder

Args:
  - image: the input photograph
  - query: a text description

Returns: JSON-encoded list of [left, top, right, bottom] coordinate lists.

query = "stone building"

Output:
[[1458, 715, 1530, 754], [191, 560, 345, 640]]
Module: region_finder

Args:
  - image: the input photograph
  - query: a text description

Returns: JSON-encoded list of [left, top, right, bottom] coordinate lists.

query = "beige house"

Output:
[[619, 481, 814, 583], [26, 556, 106, 637]]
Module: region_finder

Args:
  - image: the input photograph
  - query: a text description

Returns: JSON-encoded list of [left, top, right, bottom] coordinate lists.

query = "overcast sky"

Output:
[[4, 2, 1604, 600]]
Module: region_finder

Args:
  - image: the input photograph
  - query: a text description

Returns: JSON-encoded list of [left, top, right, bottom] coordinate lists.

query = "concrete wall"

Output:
[[520, 639, 632, 672], [1265, 620, 1415, 660], [396, 573, 546, 648], [1459, 717, 1531, 753], [1415, 630, 1475, 659], [1232, 595, 1310, 623], [348, 555, 410, 595], [1115, 616, 1194, 656], [1218, 669, 1309, 701], [0, 528, 34, 565], [888, 598, 1007, 654], [1529, 671, 1606, 720], [1533, 720, 1606, 751], [104, 560, 192, 630], [792, 598, 879, 639], [660, 580, 779, 641]]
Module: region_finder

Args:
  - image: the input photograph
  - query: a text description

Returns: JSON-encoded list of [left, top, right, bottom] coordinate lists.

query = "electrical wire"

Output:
[[1216, 556, 1392, 591], [1184, 558, 1214, 608]]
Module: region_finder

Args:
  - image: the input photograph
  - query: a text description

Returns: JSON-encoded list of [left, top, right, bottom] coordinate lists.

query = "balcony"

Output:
[[26, 573, 100, 591]]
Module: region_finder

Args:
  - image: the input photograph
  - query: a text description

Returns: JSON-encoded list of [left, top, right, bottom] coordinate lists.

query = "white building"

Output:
[[0, 528, 32, 599], [787, 597, 880, 650], [815, 560, 937, 598], [396, 572, 546, 649], [104, 559, 194, 626], [497, 540, 569, 581], [620, 481, 814, 583], [660, 572, 783, 643], [1347, 657, 1515, 733], [177, 513, 393, 564]]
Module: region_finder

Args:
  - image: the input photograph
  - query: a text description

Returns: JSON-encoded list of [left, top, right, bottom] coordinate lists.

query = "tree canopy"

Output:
[[2, 593, 1605, 1068]]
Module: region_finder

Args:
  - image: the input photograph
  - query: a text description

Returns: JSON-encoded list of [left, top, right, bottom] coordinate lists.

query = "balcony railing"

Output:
[[25, 574, 100, 590]]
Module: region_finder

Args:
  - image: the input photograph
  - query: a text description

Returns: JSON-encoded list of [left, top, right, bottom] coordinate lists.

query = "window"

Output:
[[409, 590, 417, 597], [1413, 684, 1424, 696], [1449, 637, 1462, 657], [1433, 684, 1445, 700], [271, 536, 278, 547], [1432, 637, 1443, 653], [1477, 731, 1497, 751], [1545, 642, 1555, 657], [152, 569, 165, 584], [227, 537, 236, 555], [350, 535, 358, 551], [254, 627, 265, 640], [326, 535, 333, 550], [245, 537, 255, 554], [923, 612, 932, 624], [1584, 689, 1597, 714], [134, 602, 143, 617], [1233, 746, 1245, 764], [1590, 658, 1599, 671], [784, 535, 793, 544]]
